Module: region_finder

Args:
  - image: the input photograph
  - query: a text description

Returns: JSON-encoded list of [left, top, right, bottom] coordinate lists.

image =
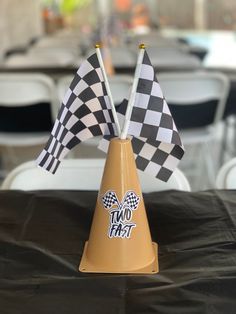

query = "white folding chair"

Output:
[[4, 52, 76, 68], [216, 158, 236, 189], [109, 46, 137, 69], [57, 74, 132, 106], [0, 73, 58, 172], [34, 36, 80, 50], [139, 167, 191, 192], [158, 71, 230, 189], [146, 47, 201, 71], [130, 32, 187, 50], [1, 159, 191, 192], [57, 74, 73, 103], [107, 74, 133, 106], [86, 46, 137, 71]]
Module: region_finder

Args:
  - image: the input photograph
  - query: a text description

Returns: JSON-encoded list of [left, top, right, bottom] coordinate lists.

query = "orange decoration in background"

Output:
[[115, 0, 131, 12]]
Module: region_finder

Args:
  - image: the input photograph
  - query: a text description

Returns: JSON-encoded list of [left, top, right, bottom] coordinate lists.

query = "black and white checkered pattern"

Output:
[[36, 53, 116, 173], [102, 190, 140, 211], [99, 50, 184, 182], [122, 191, 140, 210], [102, 191, 119, 209], [127, 51, 183, 146]]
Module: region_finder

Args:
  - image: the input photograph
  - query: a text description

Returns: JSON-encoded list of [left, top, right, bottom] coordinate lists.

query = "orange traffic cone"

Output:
[[79, 137, 158, 274]]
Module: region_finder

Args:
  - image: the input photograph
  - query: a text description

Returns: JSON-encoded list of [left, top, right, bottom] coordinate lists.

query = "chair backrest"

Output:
[[147, 47, 201, 71], [34, 36, 80, 50], [86, 46, 137, 69], [130, 33, 188, 50], [216, 158, 236, 189], [0, 73, 58, 131], [109, 47, 137, 68], [57, 75, 73, 103], [4, 53, 75, 68], [28, 48, 77, 62], [1, 159, 191, 192], [57, 74, 133, 106], [107, 75, 133, 105], [158, 71, 230, 129]]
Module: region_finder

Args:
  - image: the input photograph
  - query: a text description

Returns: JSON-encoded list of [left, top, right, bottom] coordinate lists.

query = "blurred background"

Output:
[[1, 0, 236, 190]]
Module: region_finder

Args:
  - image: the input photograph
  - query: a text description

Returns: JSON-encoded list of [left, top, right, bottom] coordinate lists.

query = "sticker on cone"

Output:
[[102, 190, 140, 238]]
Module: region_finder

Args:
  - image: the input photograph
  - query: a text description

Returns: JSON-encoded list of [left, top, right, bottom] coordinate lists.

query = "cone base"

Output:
[[79, 242, 159, 274]]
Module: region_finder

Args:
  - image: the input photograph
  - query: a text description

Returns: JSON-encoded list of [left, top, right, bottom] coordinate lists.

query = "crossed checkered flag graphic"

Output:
[[122, 191, 140, 210], [102, 190, 140, 211], [99, 51, 184, 182], [36, 53, 116, 173], [102, 191, 119, 209]]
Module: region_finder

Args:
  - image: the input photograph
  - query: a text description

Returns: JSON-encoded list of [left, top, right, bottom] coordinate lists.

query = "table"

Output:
[[0, 190, 235, 314]]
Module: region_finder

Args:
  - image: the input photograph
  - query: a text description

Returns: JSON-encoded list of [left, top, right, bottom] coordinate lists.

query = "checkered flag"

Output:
[[102, 191, 119, 209], [36, 53, 116, 173], [99, 50, 184, 182], [122, 191, 140, 210]]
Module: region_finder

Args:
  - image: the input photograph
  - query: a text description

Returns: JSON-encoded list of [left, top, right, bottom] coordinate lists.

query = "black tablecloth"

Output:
[[0, 190, 236, 314]]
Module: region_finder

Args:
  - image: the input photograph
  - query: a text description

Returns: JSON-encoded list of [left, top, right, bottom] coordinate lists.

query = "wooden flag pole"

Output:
[[120, 44, 145, 140], [95, 44, 121, 137]]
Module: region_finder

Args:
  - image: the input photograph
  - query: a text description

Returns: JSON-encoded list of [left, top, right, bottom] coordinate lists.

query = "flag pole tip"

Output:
[[95, 43, 101, 48], [139, 43, 146, 49]]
